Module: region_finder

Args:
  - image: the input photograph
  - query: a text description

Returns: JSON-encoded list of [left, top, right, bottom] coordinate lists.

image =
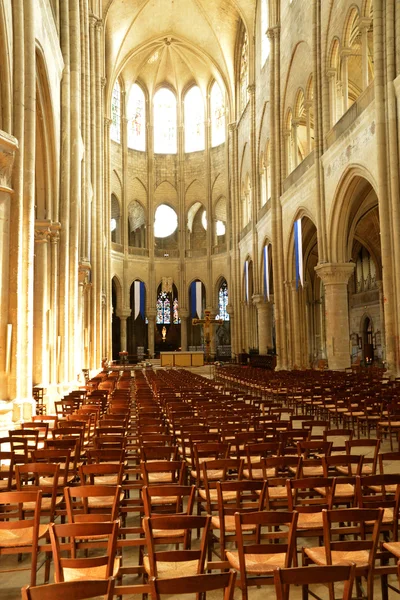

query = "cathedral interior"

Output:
[[0, 0, 398, 417]]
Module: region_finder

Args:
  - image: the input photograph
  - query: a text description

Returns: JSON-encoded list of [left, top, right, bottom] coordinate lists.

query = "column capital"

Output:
[[228, 122, 237, 133], [247, 83, 256, 96], [291, 118, 301, 128], [226, 303, 234, 316], [252, 294, 265, 307], [267, 26, 280, 40], [117, 309, 131, 320], [358, 17, 371, 32], [179, 309, 189, 319], [340, 47, 352, 59], [104, 117, 112, 129], [34, 220, 52, 244], [315, 262, 355, 285], [147, 308, 156, 319], [326, 68, 337, 79], [78, 261, 91, 286], [0, 130, 17, 192]]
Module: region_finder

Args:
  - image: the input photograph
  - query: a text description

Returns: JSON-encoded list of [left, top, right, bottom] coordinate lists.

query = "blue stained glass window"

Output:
[[218, 281, 229, 321], [156, 291, 172, 324]]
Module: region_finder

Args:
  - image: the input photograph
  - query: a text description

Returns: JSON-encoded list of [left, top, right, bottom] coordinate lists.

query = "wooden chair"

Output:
[[140, 460, 185, 486], [64, 484, 122, 522], [287, 476, 334, 549], [79, 462, 124, 487], [22, 578, 116, 600], [210, 480, 267, 562], [199, 458, 243, 516], [149, 571, 236, 600], [356, 474, 400, 541], [49, 520, 120, 582], [303, 507, 384, 600], [0, 490, 46, 586], [0, 449, 15, 491], [15, 462, 62, 523], [262, 455, 300, 510], [323, 428, 353, 454], [142, 514, 210, 580], [273, 564, 356, 600], [341, 438, 380, 475], [226, 510, 298, 600]]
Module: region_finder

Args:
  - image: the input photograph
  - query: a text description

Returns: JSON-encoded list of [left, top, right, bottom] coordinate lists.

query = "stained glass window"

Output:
[[184, 86, 205, 152], [173, 298, 180, 324], [240, 33, 249, 113], [156, 291, 172, 324], [128, 84, 146, 151], [211, 82, 225, 147], [261, 0, 270, 66], [218, 281, 229, 321], [111, 80, 121, 143], [153, 88, 177, 154]]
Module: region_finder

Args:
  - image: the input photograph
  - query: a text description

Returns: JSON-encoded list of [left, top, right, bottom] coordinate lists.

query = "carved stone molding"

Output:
[[50, 222, 61, 244], [0, 131, 18, 193], [78, 260, 91, 286], [34, 220, 52, 244], [315, 262, 355, 285]]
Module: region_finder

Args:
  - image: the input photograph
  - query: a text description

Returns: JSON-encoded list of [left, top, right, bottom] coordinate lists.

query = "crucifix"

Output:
[[192, 309, 223, 361]]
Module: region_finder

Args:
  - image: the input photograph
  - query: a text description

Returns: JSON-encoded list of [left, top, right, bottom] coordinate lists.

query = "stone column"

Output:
[[180, 309, 189, 351], [283, 130, 291, 177], [326, 69, 337, 127], [33, 221, 51, 386], [0, 133, 16, 404], [117, 310, 131, 353], [292, 119, 300, 168], [289, 282, 302, 368], [253, 295, 271, 355], [315, 263, 354, 370], [359, 18, 371, 91], [147, 309, 156, 359], [304, 101, 312, 154], [341, 49, 351, 114]]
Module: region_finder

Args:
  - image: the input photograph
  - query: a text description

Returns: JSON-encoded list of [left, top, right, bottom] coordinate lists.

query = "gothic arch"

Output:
[[329, 164, 378, 263]]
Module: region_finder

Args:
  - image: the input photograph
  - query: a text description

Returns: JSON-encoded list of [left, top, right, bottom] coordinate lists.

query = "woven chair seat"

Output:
[[63, 557, 120, 582], [211, 515, 255, 532], [143, 556, 199, 578], [226, 550, 286, 573], [0, 523, 48, 547], [304, 546, 369, 568], [297, 512, 324, 529]]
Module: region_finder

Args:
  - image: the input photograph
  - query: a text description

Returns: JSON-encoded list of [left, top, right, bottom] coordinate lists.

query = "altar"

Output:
[[160, 351, 204, 367]]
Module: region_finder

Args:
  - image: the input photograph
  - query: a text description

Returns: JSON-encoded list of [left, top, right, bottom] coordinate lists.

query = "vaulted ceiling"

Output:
[[102, 0, 256, 107]]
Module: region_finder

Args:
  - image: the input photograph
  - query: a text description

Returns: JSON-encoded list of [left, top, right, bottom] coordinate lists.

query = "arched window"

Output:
[[156, 285, 180, 324], [153, 87, 177, 154], [156, 291, 171, 324], [240, 32, 249, 113], [210, 82, 225, 147], [261, 0, 270, 65], [218, 280, 229, 321], [111, 194, 120, 243], [184, 86, 205, 152], [128, 83, 146, 151], [111, 80, 121, 143], [154, 204, 178, 238]]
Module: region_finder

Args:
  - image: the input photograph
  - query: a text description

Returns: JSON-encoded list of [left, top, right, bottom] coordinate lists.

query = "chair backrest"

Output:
[[273, 564, 356, 600], [79, 462, 124, 486], [21, 578, 116, 600], [143, 514, 210, 577], [141, 460, 185, 486], [149, 571, 236, 600], [49, 521, 119, 583], [64, 484, 122, 522], [142, 484, 196, 517], [234, 510, 298, 575], [345, 439, 380, 474], [15, 463, 60, 520], [322, 507, 384, 567]]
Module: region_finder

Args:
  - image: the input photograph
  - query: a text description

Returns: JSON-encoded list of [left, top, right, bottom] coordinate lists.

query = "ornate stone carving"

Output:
[[78, 261, 91, 286], [315, 262, 355, 285], [50, 222, 61, 244], [161, 276, 173, 293], [0, 131, 17, 192], [34, 220, 52, 244]]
